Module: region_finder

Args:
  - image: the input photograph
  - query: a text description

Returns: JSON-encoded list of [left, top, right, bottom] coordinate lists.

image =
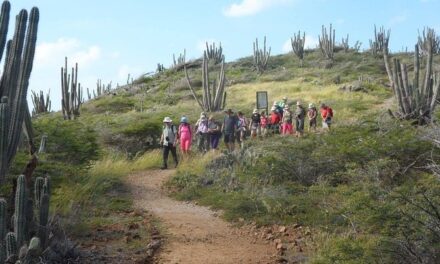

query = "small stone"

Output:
[[279, 226, 287, 233], [274, 238, 282, 245], [238, 218, 245, 222], [266, 234, 274, 240], [124, 236, 131, 243]]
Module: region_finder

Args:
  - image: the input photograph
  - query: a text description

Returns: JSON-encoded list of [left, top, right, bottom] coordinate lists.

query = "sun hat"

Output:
[[284, 105, 290, 109], [200, 112, 207, 118], [273, 101, 278, 106], [271, 106, 276, 111], [180, 116, 188, 123], [283, 96, 288, 101], [296, 101, 301, 106], [163, 117, 172, 123], [308, 103, 314, 109], [253, 109, 258, 114]]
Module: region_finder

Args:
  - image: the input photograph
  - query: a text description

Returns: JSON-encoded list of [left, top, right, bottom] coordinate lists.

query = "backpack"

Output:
[[251, 113, 260, 123], [327, 107, 333, 118]]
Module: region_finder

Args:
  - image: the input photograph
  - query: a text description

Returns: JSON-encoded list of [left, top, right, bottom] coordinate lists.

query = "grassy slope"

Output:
[[16, 49, 440, 262]]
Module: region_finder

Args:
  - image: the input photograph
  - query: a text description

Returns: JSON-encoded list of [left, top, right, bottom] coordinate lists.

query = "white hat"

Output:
[[284, 105, 290, 109], [271, 106, 276, 111], [296, 101, 301, 106], [200, 112, 206, 118], [283, 96, 288, 100], [253, 109, 258, 114], [163, 117, 172, 123], [308, 103, 314, 109]]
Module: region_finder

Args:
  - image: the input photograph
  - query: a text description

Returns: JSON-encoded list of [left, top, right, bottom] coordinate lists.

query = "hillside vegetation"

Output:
[[25, 48, 440, 263]]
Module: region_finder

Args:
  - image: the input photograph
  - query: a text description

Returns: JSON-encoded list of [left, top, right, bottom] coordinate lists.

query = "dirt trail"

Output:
[[127, 169, 276, 264]]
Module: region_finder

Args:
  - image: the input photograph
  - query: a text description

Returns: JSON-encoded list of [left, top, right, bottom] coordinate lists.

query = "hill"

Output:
[[21, 48, 440, 263]]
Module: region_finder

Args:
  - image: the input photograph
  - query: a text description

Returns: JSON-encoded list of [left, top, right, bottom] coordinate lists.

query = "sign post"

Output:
[[256, 91, 268, 114]]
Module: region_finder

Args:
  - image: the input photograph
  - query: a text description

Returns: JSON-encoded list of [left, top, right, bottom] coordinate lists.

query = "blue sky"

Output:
[[6, 0, 440, 110]]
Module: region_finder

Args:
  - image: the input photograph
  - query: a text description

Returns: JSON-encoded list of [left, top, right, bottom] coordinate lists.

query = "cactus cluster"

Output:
[[418, 27, 440, 56], [92, 79, 112, 99], [30, 90, 50, 116], [290, 31, 305, 67], [184, 51, 227, 112], [318, 24, 335, 61], [386, 29, 440, 124], [61, 57, 83, 120], [173, 50, 186, 69], [369, 25, 390, 57], [205, 42, 224, 64], [0, 0, 39, 182], [341, 34, 349, 52], [253, 36, 271, 74], [156, 63, 165, 73], [0, 175, 51, 263]]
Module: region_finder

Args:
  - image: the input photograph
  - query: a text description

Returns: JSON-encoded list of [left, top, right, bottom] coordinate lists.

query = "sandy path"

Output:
[[127, 169, 276, 264]]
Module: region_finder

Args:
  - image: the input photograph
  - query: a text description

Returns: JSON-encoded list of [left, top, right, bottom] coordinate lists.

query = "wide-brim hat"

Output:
[[271, 106, 276, 111], [296, 101, 301, 106], [253, 109, 258, 114], [163, 117, 172, 123], [308, 103, 314, 109]]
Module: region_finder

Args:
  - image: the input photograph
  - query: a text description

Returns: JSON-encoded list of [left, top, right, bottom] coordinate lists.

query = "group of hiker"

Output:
[[159, 97, 333, 169]]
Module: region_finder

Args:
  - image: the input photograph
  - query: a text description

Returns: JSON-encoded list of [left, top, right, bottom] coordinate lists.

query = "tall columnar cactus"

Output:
[[5, 232, 17, 261], [184, 52, 227, 112], [0, 199, 6, 264], [34, 177, 44, 209], [173, 49, 186, 69], [0, 3, 39, 182], [253, 36, 271, 74], [386, 31, 440, 125], [369, 25, 390, 57], [319, 24, 335, 61], [30, 90, 50, 115], [38, 193, 49, 249], [61, 57, 83, 120], [44, 176, 50, 197], [418, 27, 440, 55], [37, 134, 47, 154], [341, 34, 349, 52], [290, 31, 305, 67], [205, 42, 224, 64], [14, 175, 27, 250]]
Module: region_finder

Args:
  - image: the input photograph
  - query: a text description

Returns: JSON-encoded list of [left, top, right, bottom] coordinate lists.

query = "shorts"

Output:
[[309, 119, 317, 128], [224, 132, 235, 144], [296, 119, 304, 132]]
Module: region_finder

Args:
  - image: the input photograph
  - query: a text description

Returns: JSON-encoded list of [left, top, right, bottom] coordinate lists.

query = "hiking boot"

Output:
[[174, 162, 178, 168], [160, 165, 167, 170]]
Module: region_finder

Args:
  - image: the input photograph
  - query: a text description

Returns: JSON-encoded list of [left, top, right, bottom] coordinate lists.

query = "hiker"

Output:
[[295, 101, 306, 137], [160, 117, 178, 169], [236, 111, 248, 148], [281, 105, 294, 135], [320, 103, 334, 130], [249, 109, 261, 139], [208, 115, 221, 150], [195, 112, 209, 153], [222, 109, 238, 152], [260, 111, 269, 137], [273, 101, 284, 116], [178, 116, 192, 157], [307, 103, 318, 132], [270, 106, 282, 134]]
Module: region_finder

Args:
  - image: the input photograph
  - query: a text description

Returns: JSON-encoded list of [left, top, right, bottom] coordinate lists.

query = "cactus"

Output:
[[205, 42, 223, 64], [318, 24, 335, 61], [0, 3, 40, 182], [418, 27, 440, 55], [5, 232, 17, 262], [253, 36, 271, 74], [14, 175, 26, 249], [37, 134, 46, 154], [369, 25, 390, 57], [173, 49, 186, 69], [61, 57, 83, 120], [386, 29, 440, 125], [156, 63, 165, 73], [184, 52, 226, 112], [38, 194, 49, 249], [30, 90, 50, 115], [0, 198, 6, 264], [34, 177, 44, 208], [44, 176, 50, 197], [341, 34, 349, 52], [290, 31, 305, 67]]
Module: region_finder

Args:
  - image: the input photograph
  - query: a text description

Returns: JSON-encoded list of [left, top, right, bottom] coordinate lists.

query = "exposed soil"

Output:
[[127, 169, 277, 264]]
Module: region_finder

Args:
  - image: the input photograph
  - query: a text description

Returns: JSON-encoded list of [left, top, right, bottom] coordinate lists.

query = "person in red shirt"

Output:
[[320, 103, 333, 130], [270, 106, 282, 134]]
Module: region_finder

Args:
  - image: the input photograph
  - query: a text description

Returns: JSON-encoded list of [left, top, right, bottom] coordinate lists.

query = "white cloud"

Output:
[[223, 0, 293, 17], [34, 38, 101, 69], [282, 35, 319, 53], [388, 13, 408, 27]]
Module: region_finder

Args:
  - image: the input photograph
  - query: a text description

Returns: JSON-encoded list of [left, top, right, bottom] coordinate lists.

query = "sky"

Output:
[[4, 0, 440, 110]]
